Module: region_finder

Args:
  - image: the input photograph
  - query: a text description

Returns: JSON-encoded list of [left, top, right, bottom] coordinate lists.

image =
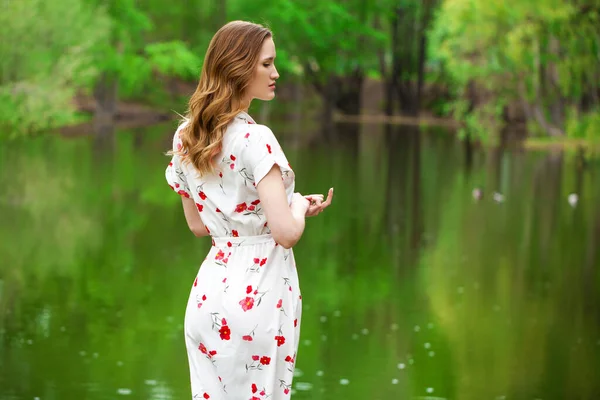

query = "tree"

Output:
[[0, 0, 110, 137], [428, 0, 600, 142]]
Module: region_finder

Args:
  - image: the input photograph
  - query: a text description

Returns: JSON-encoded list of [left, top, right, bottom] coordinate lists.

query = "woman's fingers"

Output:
[[319, 188, 334, 210], [304, 188, 333, 216], [305, 194, 324, 205]]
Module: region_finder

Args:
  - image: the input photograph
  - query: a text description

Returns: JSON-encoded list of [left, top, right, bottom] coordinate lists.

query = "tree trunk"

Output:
[[321, 76, 336, 141], [93, 72, 119, 136]]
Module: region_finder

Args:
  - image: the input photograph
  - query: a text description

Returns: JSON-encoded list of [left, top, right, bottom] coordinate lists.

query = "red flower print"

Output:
[[216, 208, 221, 213], [284, 388, 290, 395], [276, 299, 282, 308], [203, 393, 210, 399], [230, 154, 236, 161], [245, 133, 250, 138], [252, 355, 260, 361], [275, 335, 286, 346], [168, 162, 173, 167], [215, 250, 225, 261], [227, 241, 232, 247], [230, 163, 235, 170], [209, 350, 217, 357], [240, 296, 254, 312], [196, 203, 203, 212], [251, 397, 260, 400], [260, 356, 271, 365], [260, 258, 267, 266], [294, 319, 298, 327], [177, 190, 190, 198], [219, 172, 223, 178], [266, 144, 272, 153], [232, 230, 239, 237], [251, 199, 260, 205], [199, 343, 207, 354], [202, 295, 207, 301], [248, 205, 255, 211], [253, 258, 260, 264], [199, 191, 207, 200], [243, 335, 253, 341], [222, 318, 227, 325], [260, 390, 266, 396], [252, 383, 258, 393], [206, 226, 210, 233], [193, 277, 198, 287], [235, 203, 247, 213], [219, 324, 231, 340], [246, 285, 252, 294], [175, 183, 180, 188], [285, 355, 294, 363]]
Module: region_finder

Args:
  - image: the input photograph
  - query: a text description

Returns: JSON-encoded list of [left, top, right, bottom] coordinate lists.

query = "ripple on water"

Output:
[[295, 382, 313, 391]]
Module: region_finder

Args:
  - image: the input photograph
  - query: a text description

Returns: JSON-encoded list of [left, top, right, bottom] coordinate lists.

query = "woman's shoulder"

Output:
[[243, 122, 277, 142], [171, 119, 190, 149]]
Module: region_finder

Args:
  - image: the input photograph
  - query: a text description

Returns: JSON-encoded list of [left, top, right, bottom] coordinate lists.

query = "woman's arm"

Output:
[[257, 165, 309, 249], [181, 196, 209, 237]]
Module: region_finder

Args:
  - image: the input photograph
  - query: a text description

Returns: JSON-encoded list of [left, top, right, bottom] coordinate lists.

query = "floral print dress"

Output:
[[165, 111, 301, 400]]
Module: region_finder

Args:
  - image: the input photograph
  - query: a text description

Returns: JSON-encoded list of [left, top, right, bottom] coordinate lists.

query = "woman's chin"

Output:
[[260, 92, 276, 101]]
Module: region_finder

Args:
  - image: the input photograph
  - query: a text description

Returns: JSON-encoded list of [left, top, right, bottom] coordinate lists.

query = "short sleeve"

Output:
[[165, 128, 192, 198], [242, 125, 294, 186]]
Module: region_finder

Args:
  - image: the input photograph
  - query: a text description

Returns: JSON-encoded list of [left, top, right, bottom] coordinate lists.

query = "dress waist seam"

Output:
[[211, 234, 275, 247]]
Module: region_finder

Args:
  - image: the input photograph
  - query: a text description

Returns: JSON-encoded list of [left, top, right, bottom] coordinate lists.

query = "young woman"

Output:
[[165, 21, 333, 399]]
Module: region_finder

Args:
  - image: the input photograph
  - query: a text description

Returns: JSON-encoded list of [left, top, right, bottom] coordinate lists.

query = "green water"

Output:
[[1, 122, 599, 400]]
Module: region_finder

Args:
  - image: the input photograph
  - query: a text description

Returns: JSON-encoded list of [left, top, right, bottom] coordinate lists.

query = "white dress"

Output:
[[165, 111, 301, 400]]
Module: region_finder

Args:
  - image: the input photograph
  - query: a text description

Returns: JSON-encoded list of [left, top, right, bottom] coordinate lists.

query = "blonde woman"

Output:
[[165, 21, 333, 399]]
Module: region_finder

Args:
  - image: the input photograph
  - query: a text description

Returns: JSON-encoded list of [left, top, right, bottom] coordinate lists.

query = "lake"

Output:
[[1, 120, 599, 399]]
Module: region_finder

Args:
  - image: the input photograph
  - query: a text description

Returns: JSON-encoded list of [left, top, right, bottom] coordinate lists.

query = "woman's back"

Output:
[[166, 111, 295, 239]]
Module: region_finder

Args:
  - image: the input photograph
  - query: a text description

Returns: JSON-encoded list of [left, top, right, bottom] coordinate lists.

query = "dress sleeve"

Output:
[[242, 125, 293, 186], [165, 128, 192, 198]]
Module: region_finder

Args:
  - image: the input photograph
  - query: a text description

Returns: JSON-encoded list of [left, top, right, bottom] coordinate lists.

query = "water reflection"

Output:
[[0, 122, 599, 400]]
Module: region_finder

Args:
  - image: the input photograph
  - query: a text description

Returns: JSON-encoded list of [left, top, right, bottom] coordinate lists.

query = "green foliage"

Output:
[[145, 41, 202, 80], [0, 0, 110, 137], [232, 0, 388, 80], [566, 108, 600, 143], [429, 0, 600, 141], [2, 0, 598, 141]]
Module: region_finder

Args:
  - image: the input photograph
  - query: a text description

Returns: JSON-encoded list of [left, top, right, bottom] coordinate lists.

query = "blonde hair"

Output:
[[173, 21, 272, 175]]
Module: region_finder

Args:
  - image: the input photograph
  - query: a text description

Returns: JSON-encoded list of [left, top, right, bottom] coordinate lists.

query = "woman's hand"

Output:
[[291, 192, 311, 215], [304, 188, 334, 217]]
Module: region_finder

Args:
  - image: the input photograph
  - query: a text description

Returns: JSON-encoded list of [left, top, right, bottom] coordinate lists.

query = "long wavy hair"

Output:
[[173, 21, 272, 175]]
